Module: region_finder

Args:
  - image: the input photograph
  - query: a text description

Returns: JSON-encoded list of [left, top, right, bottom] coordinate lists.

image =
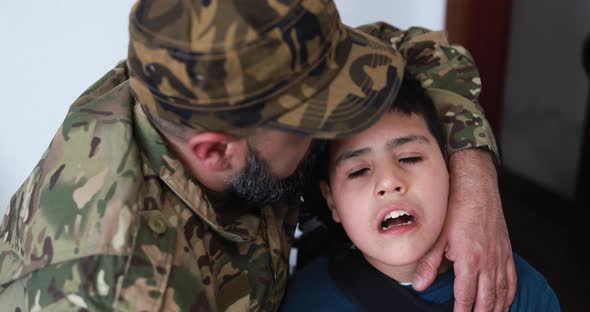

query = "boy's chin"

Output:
[[362, 248, 425, 267], [361, 250, 426, 282]]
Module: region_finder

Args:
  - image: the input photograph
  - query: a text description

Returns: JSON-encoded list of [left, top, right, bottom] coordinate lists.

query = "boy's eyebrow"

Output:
[[387, 135, 430, 150], [334, 135, 431, 166], [334, 147, 371, 166]]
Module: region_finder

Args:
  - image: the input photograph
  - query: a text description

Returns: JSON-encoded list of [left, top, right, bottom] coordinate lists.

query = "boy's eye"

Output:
[[399, 156, 422, 164], [347, 168, 369, 179]]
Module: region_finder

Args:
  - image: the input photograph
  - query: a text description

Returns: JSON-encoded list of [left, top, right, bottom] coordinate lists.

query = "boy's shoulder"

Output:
[[422, 253, 560, 311], [281, 252, 560, 311], [281, 257, 357, 312], [510, 253, 560, 311]]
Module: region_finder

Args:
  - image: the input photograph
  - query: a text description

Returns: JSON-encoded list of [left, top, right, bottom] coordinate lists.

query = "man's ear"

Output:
[[187, 132, 244, 172], [320, 180, 341, 223]]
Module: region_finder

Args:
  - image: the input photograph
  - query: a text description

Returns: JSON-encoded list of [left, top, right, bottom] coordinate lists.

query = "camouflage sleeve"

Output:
[[357, 22, 500, 162], [0, 60, 135, 310], [0, 255, 124, 311]]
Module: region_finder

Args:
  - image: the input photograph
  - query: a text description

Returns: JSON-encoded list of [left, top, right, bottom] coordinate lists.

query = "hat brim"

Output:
[[266, 25, 404, 139]]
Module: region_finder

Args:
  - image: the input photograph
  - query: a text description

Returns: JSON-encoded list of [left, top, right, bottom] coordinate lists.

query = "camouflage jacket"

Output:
[[0, 25, 498, 312], [359, 22, 499, 158], [0, 63, 297, 311]]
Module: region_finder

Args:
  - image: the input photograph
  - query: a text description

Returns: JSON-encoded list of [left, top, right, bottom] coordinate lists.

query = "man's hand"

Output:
[[412, 149, 517, 312]]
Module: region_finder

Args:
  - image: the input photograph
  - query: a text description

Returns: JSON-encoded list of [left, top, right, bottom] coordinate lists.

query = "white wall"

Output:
[[0, 1, 137, 212], [0, 1, 446, 213], [335, 0, 446, 29], [501, 0, 590, 198]]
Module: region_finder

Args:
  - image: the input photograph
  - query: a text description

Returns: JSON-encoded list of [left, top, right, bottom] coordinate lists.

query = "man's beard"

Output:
[[228, 143, 313, 206]]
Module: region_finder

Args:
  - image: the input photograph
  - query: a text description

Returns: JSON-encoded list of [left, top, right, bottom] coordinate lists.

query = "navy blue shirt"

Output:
[[281, 253, 560, 311]]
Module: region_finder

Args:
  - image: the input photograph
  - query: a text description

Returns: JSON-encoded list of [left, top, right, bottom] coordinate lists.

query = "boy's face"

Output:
[[321, 110, 449, 269]]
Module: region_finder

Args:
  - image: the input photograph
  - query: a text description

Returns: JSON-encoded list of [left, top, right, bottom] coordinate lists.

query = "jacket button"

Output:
[[148, 216, 167, 234]]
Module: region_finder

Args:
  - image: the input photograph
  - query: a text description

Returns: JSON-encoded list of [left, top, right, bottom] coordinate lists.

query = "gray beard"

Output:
[[229, 143, 309, 206]]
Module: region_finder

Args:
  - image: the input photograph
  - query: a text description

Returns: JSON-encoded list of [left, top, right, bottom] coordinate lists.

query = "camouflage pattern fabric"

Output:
[[128, 0, 404, 139], [0, 64, 298, 311], [358, 22, 499, 160], [0, 11, 499, 312]]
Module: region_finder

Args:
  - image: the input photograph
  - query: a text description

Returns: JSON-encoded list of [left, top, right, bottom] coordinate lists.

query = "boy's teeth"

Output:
[[380, 210, 414, 230], [383, 210, 409, 221]]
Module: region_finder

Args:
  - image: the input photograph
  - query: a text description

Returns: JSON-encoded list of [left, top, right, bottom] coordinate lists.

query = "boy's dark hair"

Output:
[[391, 74, 445, 155], [295, 73, 446, 269], [316, 72, 445, 182]]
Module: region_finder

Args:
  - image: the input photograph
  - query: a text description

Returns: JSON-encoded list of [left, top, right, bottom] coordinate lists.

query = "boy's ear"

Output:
[[187, 132, 244, 172], [320, 180, 341, 223]]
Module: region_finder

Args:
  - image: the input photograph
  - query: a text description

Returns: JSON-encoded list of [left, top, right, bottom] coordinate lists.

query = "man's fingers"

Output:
[[453, 263, 478, 312], [504, 255, 517, 311], [492, 264, 507, 312], [413, 236, 446, 291], [473, 267, 496, 312]]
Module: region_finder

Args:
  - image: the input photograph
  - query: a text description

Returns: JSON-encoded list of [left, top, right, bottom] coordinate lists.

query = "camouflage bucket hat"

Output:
[[128, 0, 404, 139]]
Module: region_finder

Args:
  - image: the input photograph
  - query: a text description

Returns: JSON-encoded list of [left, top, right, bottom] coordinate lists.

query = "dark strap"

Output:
[[329, 249, 453, 312]]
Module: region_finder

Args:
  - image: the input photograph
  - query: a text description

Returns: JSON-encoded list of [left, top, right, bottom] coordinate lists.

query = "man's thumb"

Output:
[[413, 238, 446, 291]]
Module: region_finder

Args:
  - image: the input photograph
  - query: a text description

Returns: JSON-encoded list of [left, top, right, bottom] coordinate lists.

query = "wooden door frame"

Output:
[[445, 0, 512, 139]]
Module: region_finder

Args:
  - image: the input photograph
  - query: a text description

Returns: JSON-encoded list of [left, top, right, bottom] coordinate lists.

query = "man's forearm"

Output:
[[448, 147, 501, 221], [449, 148, 497, 185]]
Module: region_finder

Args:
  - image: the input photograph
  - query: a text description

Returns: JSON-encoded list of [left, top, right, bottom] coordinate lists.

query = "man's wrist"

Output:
[[449, 148, 497, 178], [448, 148, 499, 207]]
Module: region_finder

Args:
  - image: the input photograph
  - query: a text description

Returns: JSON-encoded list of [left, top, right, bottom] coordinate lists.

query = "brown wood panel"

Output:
[[445, 0, 512, 138]]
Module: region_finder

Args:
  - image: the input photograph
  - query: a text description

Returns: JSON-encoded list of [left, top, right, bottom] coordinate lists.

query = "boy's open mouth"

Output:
[[381, 210, 415, 230]]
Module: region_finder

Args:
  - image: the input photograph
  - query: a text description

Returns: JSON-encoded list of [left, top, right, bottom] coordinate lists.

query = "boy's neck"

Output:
[[364, 254, 452, 286]]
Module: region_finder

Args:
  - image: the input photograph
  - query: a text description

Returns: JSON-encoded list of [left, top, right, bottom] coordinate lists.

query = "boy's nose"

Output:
[[377, 186, 403, 196], [375, 168, 407, 197]]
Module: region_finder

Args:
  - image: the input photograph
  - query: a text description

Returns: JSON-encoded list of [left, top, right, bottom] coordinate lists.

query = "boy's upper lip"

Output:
[[375, 202, 418, 229]]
